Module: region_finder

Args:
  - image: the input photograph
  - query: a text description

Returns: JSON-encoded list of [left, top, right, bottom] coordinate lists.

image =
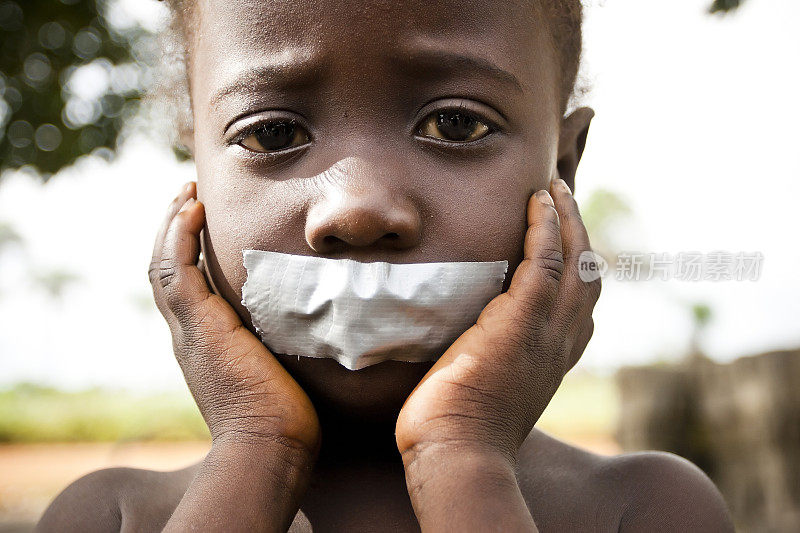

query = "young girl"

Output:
[[38, 0, 734, 530]]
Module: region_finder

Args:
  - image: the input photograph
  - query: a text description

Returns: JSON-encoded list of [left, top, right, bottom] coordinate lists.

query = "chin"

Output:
[[275, 353, 433, 424]]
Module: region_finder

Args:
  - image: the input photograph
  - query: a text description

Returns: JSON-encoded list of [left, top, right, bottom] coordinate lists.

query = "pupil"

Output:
[[254, 122, 295, 150], [436, 111, 476, 141]]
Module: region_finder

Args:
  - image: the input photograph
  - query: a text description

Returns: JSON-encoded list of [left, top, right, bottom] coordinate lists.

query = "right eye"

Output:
[[238, 120, 310, 153], [417, 110, 493, 143]]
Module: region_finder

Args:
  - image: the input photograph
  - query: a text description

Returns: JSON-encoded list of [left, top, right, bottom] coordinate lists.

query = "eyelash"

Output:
[[415, 108, 499, 145], [230, 119, 311, 153], [227, 104, 504, 155]]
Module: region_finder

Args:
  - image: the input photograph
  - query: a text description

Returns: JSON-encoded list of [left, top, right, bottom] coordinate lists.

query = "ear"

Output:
[[556, 107, 594, 194]]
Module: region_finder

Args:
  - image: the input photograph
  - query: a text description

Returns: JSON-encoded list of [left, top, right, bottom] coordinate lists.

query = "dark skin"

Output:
[[38, 0, 734, 531]]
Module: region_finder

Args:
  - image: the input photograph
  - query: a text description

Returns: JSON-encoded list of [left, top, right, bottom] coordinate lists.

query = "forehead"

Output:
[[188, 0, 558, 111], [191, 0, 542, 47]]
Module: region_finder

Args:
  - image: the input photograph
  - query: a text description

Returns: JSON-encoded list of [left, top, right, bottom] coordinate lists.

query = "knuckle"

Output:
[[534, 248, 565, 283], [147, 259, 160, 287], [149, 256, 179, 295]]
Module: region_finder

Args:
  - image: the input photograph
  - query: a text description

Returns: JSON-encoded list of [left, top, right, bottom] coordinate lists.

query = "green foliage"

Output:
[[0, 383, 210, 442], [709, 0, 746, 14], [0, 375, 616, 444], [0, 219, 22, 250], [31, 268, 81, 299], [580, 188, 633, 262], [0, 0, 751, 179], [0, 0, 152, 178], [581, 189, 632, 236], [691, 302, 713, 328]]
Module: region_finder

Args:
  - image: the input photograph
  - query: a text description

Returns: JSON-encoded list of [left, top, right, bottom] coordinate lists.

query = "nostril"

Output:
[[385, 232, 400, 240], [323, 235, 344, 247]]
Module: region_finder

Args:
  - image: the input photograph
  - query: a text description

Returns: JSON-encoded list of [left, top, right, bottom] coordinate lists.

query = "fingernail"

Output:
[[184, 182, 194, 194], [179, 197, 196, 213], [535, 189, 555, 207], [555, 178, 572, 194]]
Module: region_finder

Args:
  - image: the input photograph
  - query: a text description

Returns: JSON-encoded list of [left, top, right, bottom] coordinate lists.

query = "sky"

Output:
[[1, 0, 798, 390]]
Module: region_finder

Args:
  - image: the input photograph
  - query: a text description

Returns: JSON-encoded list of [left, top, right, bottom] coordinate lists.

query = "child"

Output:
[[38, 0, 734, 531]]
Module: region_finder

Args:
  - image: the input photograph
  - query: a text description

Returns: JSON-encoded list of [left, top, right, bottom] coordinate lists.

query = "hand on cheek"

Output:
[[396, 178, 601, 511], [149, 182, 320, 456]]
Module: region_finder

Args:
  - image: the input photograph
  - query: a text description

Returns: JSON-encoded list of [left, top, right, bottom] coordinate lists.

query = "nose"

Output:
[[305, 158, 422, 254]]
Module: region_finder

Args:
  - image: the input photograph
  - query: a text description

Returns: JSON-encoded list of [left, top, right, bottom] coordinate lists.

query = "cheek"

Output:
[[415, 138, 552, 280], [423, 169, 530, 286], [198, 173, 310, 321]]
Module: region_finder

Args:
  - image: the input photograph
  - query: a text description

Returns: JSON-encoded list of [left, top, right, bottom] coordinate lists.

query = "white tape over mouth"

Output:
[[241, 250, 508, 371]]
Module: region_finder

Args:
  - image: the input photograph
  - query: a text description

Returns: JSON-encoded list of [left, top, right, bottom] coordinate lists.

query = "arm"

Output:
[[164, 436, 313, 532], [397, 178, 599, 531], [36, 469, 125, 532], [403, 444, 537, 532], [150, 183, 320, 532]]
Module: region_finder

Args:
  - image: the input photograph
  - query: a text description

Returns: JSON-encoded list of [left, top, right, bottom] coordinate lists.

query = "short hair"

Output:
[[155, 0, 584, 146]]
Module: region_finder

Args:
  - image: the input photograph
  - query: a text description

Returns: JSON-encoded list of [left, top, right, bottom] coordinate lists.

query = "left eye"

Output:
[[238, 121, 310, 153], [417, 110, 491, 143]]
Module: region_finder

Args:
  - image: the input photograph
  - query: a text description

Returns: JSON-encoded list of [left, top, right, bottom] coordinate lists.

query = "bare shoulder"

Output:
[[36, 463, 200, 533], [597, 450, 734, 532], [516, 430, 734, 532]]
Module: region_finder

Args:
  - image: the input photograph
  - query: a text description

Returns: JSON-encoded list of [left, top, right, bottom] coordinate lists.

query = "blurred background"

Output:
[[1, 0, 798, 531]]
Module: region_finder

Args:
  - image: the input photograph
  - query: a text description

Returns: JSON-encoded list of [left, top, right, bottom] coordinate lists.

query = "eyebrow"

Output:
[[209, 44, 524, 109], [209, 48, 324, 108], [390, 46, 525, 93]]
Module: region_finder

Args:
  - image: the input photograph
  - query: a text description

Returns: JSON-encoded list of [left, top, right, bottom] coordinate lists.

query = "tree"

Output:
[[0, 0, 749, 180], [709, 0, 746, 14], [0, 0, 153, 178]]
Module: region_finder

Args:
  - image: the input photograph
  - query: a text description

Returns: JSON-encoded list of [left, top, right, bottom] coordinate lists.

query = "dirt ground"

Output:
[[0, 437, 618, 532], [0, 441, 210, 532]]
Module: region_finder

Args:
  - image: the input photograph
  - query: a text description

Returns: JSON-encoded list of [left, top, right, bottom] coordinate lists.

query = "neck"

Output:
[[314, 406, 403, 467]]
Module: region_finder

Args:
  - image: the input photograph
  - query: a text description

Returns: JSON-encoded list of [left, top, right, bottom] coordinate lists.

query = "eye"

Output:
[[417, 110, 492, 143], [238, 120, 310, 153]]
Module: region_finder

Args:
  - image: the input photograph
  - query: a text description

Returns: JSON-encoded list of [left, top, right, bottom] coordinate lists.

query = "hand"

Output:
[[396, 177, 601, 465], [149, 182, 320, 456]]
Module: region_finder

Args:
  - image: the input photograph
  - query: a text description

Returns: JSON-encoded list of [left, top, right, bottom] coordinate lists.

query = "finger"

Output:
[[152, 196, 290, 367], [151, 182, 196, 268], [505, 189, 564, 328], [149, 182, 196, 298], [548, 178, 602, 326], [155, 197, 213, 323]]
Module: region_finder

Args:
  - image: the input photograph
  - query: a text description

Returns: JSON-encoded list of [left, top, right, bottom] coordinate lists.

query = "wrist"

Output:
[[402, 442, 536, 531], [402, 441, 516, 498], [164, 433, 316, 533], [211, 429, 318, 480]]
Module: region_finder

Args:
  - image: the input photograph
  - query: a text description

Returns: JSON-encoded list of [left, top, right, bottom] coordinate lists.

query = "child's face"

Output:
[[188, 0, 569, 418]]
